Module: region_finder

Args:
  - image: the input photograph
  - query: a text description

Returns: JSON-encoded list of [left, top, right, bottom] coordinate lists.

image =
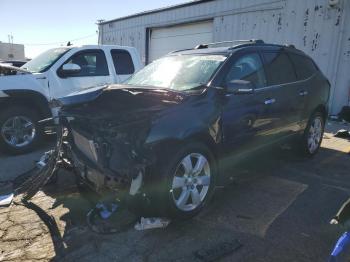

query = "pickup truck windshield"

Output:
[[21, 47, 70, 73], [125, 54, 227, 91]]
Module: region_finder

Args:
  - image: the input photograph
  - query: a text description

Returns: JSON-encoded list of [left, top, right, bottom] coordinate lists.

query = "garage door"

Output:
[[149, 21, 213, 62]]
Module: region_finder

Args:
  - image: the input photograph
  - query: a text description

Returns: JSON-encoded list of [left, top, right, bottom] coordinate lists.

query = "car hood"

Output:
[[58, 84, 188, 121], [0, 63, 31, 75]]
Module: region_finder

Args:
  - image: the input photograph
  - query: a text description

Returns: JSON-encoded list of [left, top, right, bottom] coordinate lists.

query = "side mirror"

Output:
[[226, 80, 254, 95], [59, 63, 81, 77]]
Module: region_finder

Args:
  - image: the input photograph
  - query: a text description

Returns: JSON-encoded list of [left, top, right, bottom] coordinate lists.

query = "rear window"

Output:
[[111, 49, 135, 75], [289, 53, 318, 80], [262, 52, 297, 85]]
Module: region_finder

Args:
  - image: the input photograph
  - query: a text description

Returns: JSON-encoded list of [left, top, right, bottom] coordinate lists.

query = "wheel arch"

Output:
[[313, 104, 328, 121], [0, 90, 51, 120], [182, 132, 220, 161], [149, 131, 220, 174]]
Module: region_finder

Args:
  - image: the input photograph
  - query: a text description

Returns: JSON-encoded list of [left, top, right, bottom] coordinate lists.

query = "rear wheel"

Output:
[[0, 106, 42, 154], [301, 112, 325, 156]]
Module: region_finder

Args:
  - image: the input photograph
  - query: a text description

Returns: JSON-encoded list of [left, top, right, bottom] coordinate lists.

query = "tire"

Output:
[[153, 142, 217, 219], [301, 111, 325, 157], [0, 106, 43, 154]]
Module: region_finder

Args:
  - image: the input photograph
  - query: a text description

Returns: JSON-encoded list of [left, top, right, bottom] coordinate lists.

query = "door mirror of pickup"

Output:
[[226, 80, 254, 95], [59, 63, 81, 77]]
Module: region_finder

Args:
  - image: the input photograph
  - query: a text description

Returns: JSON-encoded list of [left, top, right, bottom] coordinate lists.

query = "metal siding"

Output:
[[149, 21, 213, 61], [99, 0, 349, 114], [0, 43, 25, 60]]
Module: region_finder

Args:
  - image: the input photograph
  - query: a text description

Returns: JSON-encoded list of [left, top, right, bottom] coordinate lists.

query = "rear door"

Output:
[[261, 50, 301, 138], [288, 52, 319, 128]]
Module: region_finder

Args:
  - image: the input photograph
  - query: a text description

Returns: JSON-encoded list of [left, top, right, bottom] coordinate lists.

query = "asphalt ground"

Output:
[[0, 121, 349, 261]]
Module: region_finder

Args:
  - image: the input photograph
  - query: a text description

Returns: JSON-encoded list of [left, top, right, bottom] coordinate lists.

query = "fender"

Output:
[[0, 89, 51, 119]]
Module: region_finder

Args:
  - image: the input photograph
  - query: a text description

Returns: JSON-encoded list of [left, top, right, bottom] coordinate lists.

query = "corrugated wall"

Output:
[[99, 0, 350, 114], [0, 43, 25, 60]]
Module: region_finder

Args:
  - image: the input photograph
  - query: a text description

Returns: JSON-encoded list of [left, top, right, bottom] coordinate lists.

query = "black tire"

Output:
[[152, 142, 217, 219], [0, 106, 43, 154], [301, 111, 325, 157]]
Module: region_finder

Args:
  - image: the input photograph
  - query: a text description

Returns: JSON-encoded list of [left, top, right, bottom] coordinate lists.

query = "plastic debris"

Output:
[[0, 193, 14, 207], [96, 202, 119, 219], [329, 198, 350, 260], [334, 129, 350, 139], [87, 202, 137, 234], [329, 232, 350, 261], [329, 115, 340, 121], [134, 217, 171, 230], [129, 172, 143, 196]]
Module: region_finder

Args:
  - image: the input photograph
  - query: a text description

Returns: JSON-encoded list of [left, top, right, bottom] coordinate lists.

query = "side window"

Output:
[[225, 53, 266, 89], [111, 49, 135, 75], [289, 53, 318, 80], [63, 50, 109, 77], [263, 52, 297, 85]]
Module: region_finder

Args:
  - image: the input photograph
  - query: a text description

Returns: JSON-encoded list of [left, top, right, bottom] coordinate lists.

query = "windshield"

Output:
[[21, 47, 70, 73], [125, 54, 227, 91]]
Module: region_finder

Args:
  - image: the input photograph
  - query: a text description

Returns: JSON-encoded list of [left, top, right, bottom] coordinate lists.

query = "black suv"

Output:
[[52, 40, 330, 218]]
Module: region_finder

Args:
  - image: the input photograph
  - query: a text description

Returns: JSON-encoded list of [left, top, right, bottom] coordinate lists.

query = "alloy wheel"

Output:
[[171, 153, 211, 212], [307, 116, 323, 154], [1, 116, 36, 148]]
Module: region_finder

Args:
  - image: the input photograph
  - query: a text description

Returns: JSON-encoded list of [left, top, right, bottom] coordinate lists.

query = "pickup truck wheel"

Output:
[[0, 106, 42, 154], [301, 112, 325, 157], [156, 143, 216, 219]]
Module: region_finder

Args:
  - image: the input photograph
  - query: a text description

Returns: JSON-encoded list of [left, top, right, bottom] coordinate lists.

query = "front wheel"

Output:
[[157, 143, 216, 219], [0, 106, 42, 154], [301, 112, 325, 156]]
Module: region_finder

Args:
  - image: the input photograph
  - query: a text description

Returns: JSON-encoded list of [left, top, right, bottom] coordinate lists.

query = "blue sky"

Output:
[[0, 0, 186, 58]]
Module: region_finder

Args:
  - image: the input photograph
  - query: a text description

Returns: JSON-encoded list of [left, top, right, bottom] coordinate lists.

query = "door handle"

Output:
[[299, 90, 308, 96], [264, 98, 276, 105]]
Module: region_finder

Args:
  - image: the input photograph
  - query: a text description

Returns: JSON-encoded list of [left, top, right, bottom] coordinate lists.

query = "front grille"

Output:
[[71, 130, 98, 162]]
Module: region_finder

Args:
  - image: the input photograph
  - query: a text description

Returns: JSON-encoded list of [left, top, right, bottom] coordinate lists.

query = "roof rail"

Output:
[[194, 39, 264, 49]]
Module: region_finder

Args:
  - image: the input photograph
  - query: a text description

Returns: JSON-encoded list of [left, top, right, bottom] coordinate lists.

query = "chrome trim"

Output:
[[255, 73, 317, 92], [264, 98, 276, 105]]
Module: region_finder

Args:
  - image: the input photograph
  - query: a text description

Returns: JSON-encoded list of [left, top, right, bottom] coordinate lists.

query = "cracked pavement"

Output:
[[0, 121, 350, 261]]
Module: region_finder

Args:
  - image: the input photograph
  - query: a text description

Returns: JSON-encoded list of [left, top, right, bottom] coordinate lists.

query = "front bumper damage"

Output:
[[64, 131, 146, 197], [1, 122, 146, 208]]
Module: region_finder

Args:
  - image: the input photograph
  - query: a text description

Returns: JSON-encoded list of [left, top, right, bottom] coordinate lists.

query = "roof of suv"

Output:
[[169, 40, 304, 56]]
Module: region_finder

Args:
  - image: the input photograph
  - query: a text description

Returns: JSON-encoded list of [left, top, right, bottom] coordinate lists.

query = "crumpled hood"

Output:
[[55, 85, 108, 107], [58, 84, 190, 176], [59, 84, 187, 121]]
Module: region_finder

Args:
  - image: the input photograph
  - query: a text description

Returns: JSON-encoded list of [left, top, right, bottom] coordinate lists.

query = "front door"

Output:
[[49, 49, 112, 99]]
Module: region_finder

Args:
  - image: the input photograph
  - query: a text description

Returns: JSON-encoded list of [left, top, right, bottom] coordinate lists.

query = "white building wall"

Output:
[[0, 43, 25, 60], [99, 0, 350, 115]]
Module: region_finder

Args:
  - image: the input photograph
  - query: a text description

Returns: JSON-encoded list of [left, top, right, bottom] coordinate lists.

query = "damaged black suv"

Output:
[[54, 40, 330, 218]]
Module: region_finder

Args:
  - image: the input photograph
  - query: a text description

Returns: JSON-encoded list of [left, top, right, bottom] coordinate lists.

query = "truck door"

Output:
[[51, 49, 112, 98], [110, 49, 136, 82]]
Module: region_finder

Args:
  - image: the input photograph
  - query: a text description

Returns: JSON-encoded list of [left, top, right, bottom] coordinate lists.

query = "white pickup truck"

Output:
[[0, 45, 143, 154]]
